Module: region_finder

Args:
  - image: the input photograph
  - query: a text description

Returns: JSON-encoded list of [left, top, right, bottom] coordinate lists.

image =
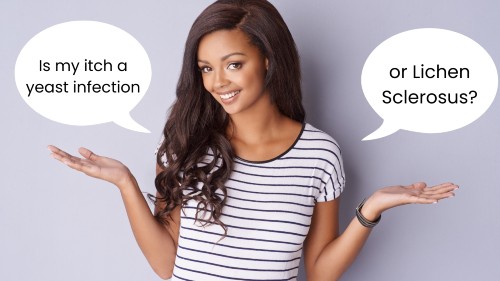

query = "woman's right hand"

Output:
[[48, 145, 134, 190]]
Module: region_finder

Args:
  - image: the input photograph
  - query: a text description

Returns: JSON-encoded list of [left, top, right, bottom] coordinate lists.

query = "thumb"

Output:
[[78, 147, 99, 162], [411, 182, 427, 190]]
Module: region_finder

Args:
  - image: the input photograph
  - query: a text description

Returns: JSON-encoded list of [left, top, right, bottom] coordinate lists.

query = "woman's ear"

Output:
[[265, 58, 269, 70]]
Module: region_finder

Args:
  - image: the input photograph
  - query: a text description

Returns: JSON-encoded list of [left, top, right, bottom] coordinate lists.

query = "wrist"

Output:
[[355, 196, 382, 228], [360, 196, 383, 221], [116, 172, 137, 193]]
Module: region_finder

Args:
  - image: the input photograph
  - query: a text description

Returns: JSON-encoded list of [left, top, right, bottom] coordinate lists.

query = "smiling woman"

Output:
[[197, 29, 269, 115], [48, 0, 457, 280]]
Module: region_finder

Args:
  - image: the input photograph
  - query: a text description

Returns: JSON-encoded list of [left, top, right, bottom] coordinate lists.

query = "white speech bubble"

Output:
[[361, 28, 497, 141], [15, 21, 151, 133]]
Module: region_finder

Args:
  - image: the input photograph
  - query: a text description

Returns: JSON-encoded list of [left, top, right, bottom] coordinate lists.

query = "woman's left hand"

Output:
[[361, 182, 458, 220]]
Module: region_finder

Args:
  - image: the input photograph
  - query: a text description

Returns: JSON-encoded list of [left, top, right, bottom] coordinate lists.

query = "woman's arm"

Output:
[[119, 169, 179, 280], [48, 145, 179, 280], [304, 182, 457, 281]]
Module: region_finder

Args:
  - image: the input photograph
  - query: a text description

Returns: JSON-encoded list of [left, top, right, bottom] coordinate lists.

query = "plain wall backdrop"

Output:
[[1, 1, 499, 280]]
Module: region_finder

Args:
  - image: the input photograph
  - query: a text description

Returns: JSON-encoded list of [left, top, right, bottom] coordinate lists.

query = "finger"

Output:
[[426, 190, 456, 200], [48, 146, 102, 177], [78, 147, 99, 162], [48, 145, 74, 159], [413, 190, 456, 204], [47, 145, 59, 153], [49, 147, 81, 164], [426, 182, 457, 190], [411, 196, 440, 204], [49, 146, 86, 167], [423, 183, 458, 195]]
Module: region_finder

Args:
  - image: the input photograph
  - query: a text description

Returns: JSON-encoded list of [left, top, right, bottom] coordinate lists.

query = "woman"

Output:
[[48, 0, 457, 280]]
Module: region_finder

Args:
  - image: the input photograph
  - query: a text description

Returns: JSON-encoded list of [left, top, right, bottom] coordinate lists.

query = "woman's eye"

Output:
[[199, 66, 212, 73], [227, 62, 242, 70]]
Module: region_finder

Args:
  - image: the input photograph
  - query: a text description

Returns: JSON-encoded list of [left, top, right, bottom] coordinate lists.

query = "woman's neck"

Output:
[[227, 103, 285, 145], [227, 104, 303, 162]]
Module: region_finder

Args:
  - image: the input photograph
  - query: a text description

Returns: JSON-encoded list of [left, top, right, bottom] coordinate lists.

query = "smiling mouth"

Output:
[[220, 90, 240, 100]]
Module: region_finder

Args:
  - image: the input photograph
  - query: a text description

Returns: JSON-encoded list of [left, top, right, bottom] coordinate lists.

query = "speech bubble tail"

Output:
[[362, 122, 399, 141], [114, 114, 150, 133]]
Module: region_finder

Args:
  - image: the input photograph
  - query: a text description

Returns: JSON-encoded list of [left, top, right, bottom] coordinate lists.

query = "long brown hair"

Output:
[[153, 0, 305, 233]]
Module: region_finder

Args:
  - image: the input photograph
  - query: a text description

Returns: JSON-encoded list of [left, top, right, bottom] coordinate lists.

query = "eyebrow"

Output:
[[198, 52, 247, 64]]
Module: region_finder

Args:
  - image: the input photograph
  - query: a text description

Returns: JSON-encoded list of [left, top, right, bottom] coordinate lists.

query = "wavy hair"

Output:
[[153, 0, 305, 234]]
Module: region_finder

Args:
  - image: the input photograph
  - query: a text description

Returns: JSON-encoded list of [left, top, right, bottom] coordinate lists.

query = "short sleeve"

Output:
[[316, 164, 345, 202], [155, 134, 168, 168], [314, 134, 346, 203]]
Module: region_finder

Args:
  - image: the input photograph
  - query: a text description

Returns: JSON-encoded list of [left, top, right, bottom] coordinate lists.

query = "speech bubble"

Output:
[[361, 28, 497, 141], [15, 21, 152, 133]]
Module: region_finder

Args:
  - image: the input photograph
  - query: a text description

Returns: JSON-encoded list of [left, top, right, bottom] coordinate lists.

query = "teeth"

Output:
[[220, 90, 239, 100]]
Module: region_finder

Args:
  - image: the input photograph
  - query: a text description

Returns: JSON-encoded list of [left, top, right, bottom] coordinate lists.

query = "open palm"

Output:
[[48, 145, 133, 188], [369, 182, 457, 214]]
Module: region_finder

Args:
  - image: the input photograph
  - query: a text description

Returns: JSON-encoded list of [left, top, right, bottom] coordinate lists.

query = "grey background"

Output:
[[1, 1, 499, 280]]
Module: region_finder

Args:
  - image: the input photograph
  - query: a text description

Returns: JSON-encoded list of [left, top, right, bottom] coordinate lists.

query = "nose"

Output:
[[213, 69, 229, 89]]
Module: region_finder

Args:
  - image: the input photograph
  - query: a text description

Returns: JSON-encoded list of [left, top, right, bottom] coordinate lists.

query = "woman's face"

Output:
[[197, 29, 269, 116]]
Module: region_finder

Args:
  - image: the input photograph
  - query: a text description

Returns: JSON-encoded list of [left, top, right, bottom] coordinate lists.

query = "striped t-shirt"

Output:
[[161, 123, 345, 281]]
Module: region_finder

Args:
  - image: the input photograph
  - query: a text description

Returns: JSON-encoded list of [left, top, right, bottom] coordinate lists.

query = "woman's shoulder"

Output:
[[299, 124, 345, 190], [300, 123, 342, 153]]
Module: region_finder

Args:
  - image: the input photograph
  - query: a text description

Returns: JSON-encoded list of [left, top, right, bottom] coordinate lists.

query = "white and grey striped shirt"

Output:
[[163, 123, 345, 281]]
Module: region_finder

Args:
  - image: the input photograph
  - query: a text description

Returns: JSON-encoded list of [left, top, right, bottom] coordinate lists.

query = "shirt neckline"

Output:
[[234, 122, 306, 164]]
